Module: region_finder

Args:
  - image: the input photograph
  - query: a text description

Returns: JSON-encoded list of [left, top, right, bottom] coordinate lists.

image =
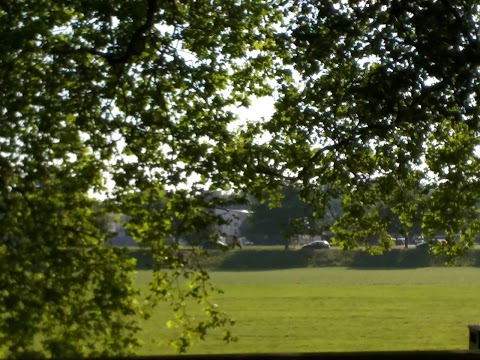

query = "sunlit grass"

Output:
[[136, 267, 480, 355]]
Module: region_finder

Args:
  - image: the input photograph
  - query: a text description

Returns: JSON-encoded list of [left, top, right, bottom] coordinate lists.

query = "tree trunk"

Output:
[[405, 233, 411, 249]]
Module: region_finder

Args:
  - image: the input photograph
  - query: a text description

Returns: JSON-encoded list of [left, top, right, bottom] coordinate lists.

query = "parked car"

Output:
[[300, 240, 330, 250], [199, 240, 229, 250], [416, 239, 446, 249], [415, 241, 427, 248]]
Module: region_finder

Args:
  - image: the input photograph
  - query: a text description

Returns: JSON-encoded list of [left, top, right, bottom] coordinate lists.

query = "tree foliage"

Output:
[[240, 186, 341, 245], [0, 0, 282, 357], [1, 0, 480, 357], [260, 0, 480, 257]]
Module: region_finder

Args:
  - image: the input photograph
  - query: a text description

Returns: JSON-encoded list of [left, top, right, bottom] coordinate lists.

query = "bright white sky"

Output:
[[91, 95, 277, 199], [235, 96, 275, 123]]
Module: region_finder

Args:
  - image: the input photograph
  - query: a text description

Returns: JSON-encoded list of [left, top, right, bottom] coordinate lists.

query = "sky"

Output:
[[233, 96, 276, 124]]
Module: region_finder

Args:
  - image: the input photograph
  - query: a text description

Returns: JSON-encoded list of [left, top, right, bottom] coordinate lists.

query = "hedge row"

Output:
[[128, 247, 480, 271]]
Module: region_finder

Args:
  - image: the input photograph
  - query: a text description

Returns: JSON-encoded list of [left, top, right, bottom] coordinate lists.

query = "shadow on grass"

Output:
[[128, 248, 480, 271], [348, 249, 434, 269], [217, 250, 311, 270]]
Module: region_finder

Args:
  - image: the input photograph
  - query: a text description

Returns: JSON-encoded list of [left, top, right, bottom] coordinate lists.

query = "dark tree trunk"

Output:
[[405, 234, 412, 249]]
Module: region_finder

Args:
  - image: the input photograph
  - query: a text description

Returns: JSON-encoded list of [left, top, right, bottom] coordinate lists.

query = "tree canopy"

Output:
[[0, 0, 282, 356], [261, 0, 480, 254], [1, 0, 480, 357], [240, 186, 342, 246]]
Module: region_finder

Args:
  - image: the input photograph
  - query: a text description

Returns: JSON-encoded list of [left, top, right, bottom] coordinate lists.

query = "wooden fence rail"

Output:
[[19, 350, 480, 360]]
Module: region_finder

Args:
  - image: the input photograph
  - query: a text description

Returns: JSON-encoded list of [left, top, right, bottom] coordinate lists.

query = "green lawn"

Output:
[[136, 267, 480, 355]]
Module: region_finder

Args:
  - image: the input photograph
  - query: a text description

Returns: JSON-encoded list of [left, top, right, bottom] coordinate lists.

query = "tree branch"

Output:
[[439, 0, 476, 46], [105, 0, 159, 65]]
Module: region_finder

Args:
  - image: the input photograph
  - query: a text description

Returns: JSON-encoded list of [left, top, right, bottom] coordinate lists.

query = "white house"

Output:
[[213, 208, 252, 239]]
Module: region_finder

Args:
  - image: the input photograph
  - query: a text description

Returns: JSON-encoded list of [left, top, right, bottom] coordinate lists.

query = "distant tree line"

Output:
[[240, 185, 430, 249]]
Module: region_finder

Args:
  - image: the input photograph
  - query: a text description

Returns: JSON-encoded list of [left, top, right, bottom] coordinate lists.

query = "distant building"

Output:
[[213, 208, 252, 238], [104, 208, 252, 246], [104, 214, 138, 246]]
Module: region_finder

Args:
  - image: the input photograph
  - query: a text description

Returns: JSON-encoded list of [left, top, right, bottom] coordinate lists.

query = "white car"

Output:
[[300, 240, 330, 250]]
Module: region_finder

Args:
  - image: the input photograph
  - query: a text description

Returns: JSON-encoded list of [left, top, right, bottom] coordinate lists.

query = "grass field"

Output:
[[136, 267, 480, 355]]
